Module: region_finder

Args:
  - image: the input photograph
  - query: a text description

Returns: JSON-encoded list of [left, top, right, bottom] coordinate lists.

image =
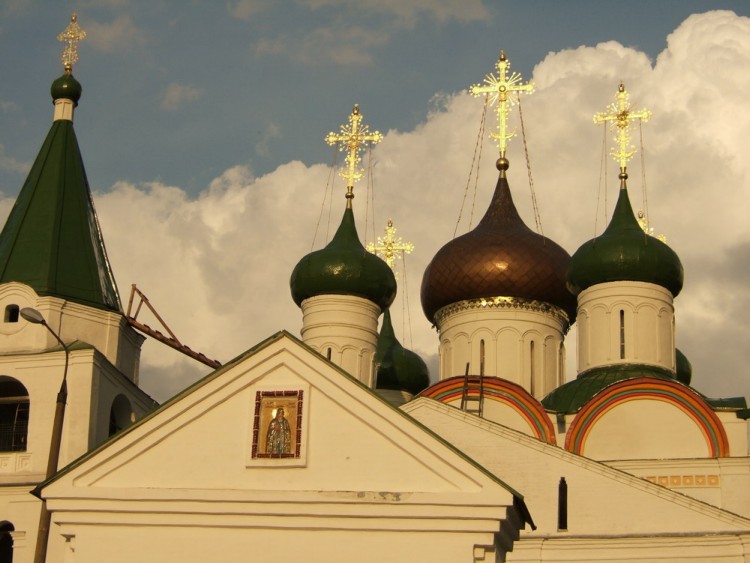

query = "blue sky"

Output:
[[1, 2, 749, 404], [1, 1, 748, 196]]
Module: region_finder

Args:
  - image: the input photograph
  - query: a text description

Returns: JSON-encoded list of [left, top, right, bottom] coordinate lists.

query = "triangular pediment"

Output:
[[43, 333, 516, 508]]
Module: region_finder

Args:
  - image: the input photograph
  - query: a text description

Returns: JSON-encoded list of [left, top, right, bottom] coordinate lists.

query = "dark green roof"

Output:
[[290, 207, 396, 310], [542, 363, 675, 413], [567, 179, 683, 297], [675, 348, 692, 385], [50, 72, 82, 105], [375, 309, 430, 395], [0, 76, 121, 312]]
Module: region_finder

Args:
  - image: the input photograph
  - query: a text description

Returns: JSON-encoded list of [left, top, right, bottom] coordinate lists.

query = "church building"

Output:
[[1, 16, 749, 563]]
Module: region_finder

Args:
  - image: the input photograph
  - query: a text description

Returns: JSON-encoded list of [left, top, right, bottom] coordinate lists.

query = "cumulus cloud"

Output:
[[160, 82, 203, 111], [255, 122, 282, 158], [84, 15, 146, 54], [255, 24, 388, 65], [0, 144, 30, 175], [84, 10, 750, 403], [228, 0, 273, 21], [299, 0, 490, 26]]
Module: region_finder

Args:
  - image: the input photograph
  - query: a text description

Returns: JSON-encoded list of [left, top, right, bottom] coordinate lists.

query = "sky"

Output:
[[0, 1, 749, 404]]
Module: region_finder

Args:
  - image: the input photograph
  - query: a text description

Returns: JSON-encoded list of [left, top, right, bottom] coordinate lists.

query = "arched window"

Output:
[[109, 394, 133, 437], [0, 521, 13, 563], [0, 378, 29, 452], [619, 310, 626, 359], [529, 341, 536, 396], [3, 305, 19, 323], [479, 339, 485, 375]]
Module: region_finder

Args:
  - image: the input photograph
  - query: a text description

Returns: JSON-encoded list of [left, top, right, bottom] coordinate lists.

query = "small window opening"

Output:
[[479, 340, 485, 376], [530, 341, 536, 395], [0, 521, 14, 563], [4, 305, 19, 323], [558, 477, 568, 531], [619, 310, 625, 359], [326, 348, 332, 361]]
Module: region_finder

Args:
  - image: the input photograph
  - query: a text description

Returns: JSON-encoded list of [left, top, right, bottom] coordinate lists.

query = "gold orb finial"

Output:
[[57, 12, 86, 73], [469, 51, 534, 158]]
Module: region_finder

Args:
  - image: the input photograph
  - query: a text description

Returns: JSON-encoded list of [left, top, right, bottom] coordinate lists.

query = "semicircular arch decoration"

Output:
[[565, 377, 729, 457], [420, 376, 556, 445]]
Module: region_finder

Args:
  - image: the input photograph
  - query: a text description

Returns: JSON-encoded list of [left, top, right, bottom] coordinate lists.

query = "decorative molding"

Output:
[[420, 376, 556, 445], [644, 474, 720, 488], [435, 296, 569, 328]]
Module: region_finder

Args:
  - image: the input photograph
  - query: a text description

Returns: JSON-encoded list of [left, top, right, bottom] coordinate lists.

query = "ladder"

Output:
[[459, 361, 485, 417]]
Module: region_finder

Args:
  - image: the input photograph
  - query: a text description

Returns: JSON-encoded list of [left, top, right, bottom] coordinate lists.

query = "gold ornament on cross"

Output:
[[470, 51, 534, 157], [58, 13, 86, 73], [325, 104, 383, 204], [366, 219, 414, 278], [593, 83, 651, 172], [637, 211, 667, 243]]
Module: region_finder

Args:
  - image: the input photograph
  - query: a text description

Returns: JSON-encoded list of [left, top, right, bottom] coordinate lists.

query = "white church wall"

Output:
[[576, 282, 675, 374]]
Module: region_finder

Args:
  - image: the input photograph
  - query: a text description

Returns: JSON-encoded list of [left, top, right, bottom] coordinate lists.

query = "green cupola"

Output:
[[290, 207, 396, 311], [567, 175, 683, 297], [375, 309, 429, 396], [0, 47, 121, 311]]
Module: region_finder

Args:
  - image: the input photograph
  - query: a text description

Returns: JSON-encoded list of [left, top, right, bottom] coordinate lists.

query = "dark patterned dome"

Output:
[[290, 207, 396, 311], [421, 160, 576, 324], [567, 177, 683, 297]]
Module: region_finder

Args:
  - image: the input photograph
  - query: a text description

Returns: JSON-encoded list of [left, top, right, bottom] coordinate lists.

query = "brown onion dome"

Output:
[[421, 159, 576, 324]]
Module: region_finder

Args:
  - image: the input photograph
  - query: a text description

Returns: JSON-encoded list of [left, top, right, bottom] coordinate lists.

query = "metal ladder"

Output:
[[459, 361, 485, 418]]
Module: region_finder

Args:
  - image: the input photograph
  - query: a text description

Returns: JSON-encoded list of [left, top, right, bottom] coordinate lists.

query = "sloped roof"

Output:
[[0, 78, 120, 312]]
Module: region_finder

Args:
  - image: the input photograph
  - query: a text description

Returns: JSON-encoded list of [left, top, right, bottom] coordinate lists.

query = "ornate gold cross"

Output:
[[58, 13, 86, 73], [366, 219, 414, 276], [470, 51, 534, 157], [593, 83, 651, 171], [325, 104, 383, 204]]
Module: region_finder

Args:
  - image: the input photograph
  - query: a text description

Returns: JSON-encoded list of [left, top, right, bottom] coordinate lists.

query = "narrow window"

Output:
[[109, 394, 133, 437], [558, 477, 568, 531], [0, 378, 30, 452], [619, 310, 625, 359], [479, 339, 485, 376], [326, 348, 332, 361], [4, 305, 19, 323], [529, 341, 535, 395]]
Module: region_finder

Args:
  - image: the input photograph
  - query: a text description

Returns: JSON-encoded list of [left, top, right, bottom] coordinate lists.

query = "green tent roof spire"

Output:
[[0, 71, 121, 312]]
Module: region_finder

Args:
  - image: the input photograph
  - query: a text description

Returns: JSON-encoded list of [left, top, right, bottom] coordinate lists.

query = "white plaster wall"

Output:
[[406, 400, 750, 539], [47, 522, 499, 563], [0, 283, 143, 381], [300, 294, 380, 386], [580, 399, 710, 460], [436, 301, 566, 399], [576, 281, 674, 374]]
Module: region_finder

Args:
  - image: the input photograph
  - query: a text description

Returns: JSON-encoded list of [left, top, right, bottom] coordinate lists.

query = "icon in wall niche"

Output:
[[251, 390, 303, 458]]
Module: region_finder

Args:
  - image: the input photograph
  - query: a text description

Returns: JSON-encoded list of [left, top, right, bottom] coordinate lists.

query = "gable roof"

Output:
[[37, 331, 532, 526]]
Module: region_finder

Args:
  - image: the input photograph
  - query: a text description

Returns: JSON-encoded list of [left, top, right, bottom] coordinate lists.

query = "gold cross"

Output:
[[593, 83, 651, 171], [57, 13, 86, 73], [470, 51, 534, 157], [325, 104, 383, 204], [366, 219, 414, 276]]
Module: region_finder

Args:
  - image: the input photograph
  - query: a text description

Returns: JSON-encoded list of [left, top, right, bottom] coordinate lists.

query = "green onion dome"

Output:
[[375, 309, 430, 395], [567, 177, 683, 297], [51, 72, 82, 105], [421, 159, 576, 324], [675, 348, 692, 386], [290, 207, 396, 311], [541, 363, 675, 413]]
